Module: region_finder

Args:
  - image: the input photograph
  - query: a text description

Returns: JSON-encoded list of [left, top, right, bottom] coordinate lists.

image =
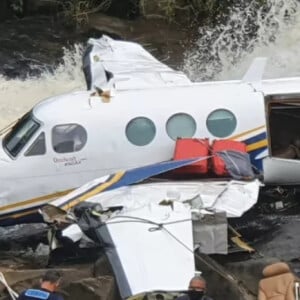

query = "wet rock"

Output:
[[254, 215, 300, 261], [0, 224, 48, 250], [0, 267, 92, 295], [33, 243, 50, 267], [9, 245, 49, 269], [0, 249, 45, 271], [93, 254, 114, 277], [0, 266, 119, 300], [64, 276, 119, 300], [0, 242, 50, 270], [195, 254, 255, 300], [221, 257, 279, 295], [0, 16, 102, 79], [0, 10, 196, 79], [48, 245, 102, 267], [92, 255, 121, 300]]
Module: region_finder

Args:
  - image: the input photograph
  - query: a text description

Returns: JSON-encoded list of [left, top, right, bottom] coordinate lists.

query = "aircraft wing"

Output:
[[41, 156, 260, 219], [42, 157, 207, 212], [82, 35, 191, 90]]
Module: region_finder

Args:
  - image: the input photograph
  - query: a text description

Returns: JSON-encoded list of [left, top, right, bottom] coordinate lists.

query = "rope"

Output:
[[191, 138, 261, 177], [147, 217, 254, 296], [100, 215, 247, 286], [155, 223, 237, 282], [0, 271, 19, 300], [223, 150, 241, 176]]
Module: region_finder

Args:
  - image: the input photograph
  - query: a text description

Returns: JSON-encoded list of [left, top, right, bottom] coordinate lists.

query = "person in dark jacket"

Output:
[[176, 276, 214, 300], [17, 270, 64, 300]]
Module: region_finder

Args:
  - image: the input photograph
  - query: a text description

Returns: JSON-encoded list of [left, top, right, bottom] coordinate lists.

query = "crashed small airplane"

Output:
[[39, 158, 260, 299], [1, 35, 300, 226]]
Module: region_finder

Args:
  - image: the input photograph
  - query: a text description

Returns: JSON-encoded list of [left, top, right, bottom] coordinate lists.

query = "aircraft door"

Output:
[[263, 95, 300, 184]]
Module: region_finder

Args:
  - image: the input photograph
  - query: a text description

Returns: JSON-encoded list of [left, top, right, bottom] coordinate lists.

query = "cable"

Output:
[[0, 272, 19, 300], [96, 214, 254, 296], [101, 216, 235, 280], [105, 215, 191, 227]]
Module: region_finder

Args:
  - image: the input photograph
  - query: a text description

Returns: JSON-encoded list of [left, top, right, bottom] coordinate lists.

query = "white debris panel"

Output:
[[85, 179, 261, 218]]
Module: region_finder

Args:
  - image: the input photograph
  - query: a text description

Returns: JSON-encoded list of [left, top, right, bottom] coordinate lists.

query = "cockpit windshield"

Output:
[[3, 112, 40, 157]]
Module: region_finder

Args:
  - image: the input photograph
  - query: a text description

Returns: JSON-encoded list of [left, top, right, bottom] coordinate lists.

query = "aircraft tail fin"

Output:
[[242, 57, 268, 90]]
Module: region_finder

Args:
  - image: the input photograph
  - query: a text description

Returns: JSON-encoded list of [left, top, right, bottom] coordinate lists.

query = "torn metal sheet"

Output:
[[71, 180, 261, 218], [193, 212, 228, 254], [83, 35, 191, 91]]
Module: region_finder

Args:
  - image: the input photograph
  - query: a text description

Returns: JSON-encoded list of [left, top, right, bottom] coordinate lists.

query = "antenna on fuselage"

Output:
[[242, 57, 268, 91]]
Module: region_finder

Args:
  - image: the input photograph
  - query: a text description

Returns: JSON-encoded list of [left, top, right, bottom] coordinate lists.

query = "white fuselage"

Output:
[[2, 36, 300, 225], [0, 81, 265, 224]]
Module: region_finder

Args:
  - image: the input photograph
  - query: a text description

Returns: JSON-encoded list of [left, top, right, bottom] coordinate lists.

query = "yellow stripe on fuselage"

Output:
[[246, 139, 268, 152], [0, 189, 74, 213], [0, 172, 124, 222], [62, 171, 125, 211], [230, 125, 266, 140]]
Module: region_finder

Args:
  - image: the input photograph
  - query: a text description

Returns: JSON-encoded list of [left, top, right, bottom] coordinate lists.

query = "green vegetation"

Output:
[[57, 0, 112, 26], [2, 0, 272, 27]]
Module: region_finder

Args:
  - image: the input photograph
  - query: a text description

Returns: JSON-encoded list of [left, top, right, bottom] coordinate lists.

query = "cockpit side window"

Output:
[[25, 132, 46, 156], [3, 112, 40, 157], [52, 124, 87, 154]]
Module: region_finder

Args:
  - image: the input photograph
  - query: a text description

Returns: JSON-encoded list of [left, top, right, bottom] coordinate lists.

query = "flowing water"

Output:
[[0, 45, 85, 128], [1, 0, 300, 128], [184, 0, 300, 81]]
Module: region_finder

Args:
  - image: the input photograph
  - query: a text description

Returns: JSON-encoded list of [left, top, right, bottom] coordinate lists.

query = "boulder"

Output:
[[93, 254, 114, 277], [195, 254, 256, 300], [64, 276, 120, 300], [221, 257, 279, 296], [0, 224, 48, 251], [0, 267, 92, 295]]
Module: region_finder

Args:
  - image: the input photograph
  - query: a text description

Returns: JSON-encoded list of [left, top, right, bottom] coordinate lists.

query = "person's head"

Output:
[[40, 270, 62, 292], [189, 276, 206, 292], [187, 276, 207, 300]]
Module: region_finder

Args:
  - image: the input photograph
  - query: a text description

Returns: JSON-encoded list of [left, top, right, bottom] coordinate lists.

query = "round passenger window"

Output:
[[206, 109, 237, 138], [126, 117, 156, 146], [166, 113, 196, 140]]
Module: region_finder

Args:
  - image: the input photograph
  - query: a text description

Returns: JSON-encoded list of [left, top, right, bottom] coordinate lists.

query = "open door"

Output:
[[264, 94, 300, 184]]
